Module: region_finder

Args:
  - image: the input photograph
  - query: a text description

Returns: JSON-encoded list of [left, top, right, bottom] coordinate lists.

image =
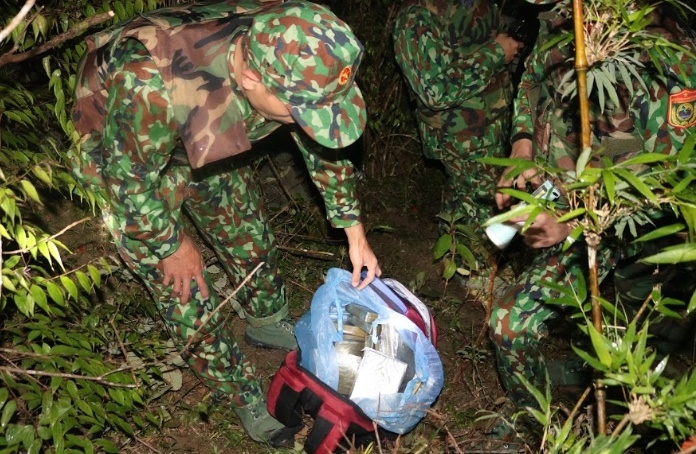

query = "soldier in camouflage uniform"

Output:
[[392, 0, 523, 227], [70, 0, 381, 446], [487, 0, 696, 439]]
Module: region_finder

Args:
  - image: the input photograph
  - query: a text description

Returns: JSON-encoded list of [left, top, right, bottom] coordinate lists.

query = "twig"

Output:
[[110, 316, 138, 384], [172, 262, 264, 360], [0, 11, 115, 68], [567, 385, 592, 422], [0, 365, 138, 388], [276, 244, 335, 260], [135, 436, 163, 454], [266, 155, 301, 213], [0, 0, 35, 43], [426, 408, 464, 454]]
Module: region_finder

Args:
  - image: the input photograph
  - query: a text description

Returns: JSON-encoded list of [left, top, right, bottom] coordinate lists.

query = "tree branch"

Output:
[[0, 0, 35, 43], [0, 11, 114, 68]]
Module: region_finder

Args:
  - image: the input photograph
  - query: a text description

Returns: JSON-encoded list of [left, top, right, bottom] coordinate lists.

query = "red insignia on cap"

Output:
[[338, 67, 351, 85], [668, 88, 696, 128]]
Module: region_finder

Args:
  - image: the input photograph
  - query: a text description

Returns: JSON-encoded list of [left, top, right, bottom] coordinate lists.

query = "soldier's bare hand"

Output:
[[159, 234, 210, 304], [344, 223, 381, 290], [516, 211, 570, 248], [495, 33, 523, 64]]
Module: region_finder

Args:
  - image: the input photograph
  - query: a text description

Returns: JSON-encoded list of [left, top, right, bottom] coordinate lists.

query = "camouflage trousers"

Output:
[[438, 141, 507, 225], [102, 163, 287, 407], [488, 241, 620, 407]]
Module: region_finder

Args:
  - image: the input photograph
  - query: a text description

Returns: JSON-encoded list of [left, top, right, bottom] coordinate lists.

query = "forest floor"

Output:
[[56, 138, 695, 454]]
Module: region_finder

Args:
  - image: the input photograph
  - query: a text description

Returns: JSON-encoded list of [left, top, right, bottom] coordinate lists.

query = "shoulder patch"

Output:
[[338, 67, 351, 85], [668, 88, 696, 129]]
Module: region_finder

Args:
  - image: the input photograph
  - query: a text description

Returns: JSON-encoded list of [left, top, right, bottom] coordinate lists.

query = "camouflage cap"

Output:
[[247, 0, 366, 149]]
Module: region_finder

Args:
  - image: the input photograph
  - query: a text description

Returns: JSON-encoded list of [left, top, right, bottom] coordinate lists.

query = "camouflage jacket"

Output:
[[393, 0, 512, 154], [72, 0, 360, 229], [512, 0, 696, 170]]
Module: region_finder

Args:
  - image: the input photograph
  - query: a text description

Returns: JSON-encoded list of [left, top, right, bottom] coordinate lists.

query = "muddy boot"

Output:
[[233, 397, 299, 448], [245, 319, 297, 351]]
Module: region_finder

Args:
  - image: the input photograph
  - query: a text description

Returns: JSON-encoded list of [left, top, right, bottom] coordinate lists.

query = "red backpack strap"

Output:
[[267, 350, 305, 428], [269, 350, 377, 454]]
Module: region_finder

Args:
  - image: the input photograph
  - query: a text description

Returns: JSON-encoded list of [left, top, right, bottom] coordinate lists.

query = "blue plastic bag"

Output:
[[295, 268, 444, 434]]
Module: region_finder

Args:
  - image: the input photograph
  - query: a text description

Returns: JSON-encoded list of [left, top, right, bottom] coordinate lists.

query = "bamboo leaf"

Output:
[[688, 289, 696, 315], [617, 153, 671, 168], [642, 244, 696, 264], [576, 146, 593, 176], [588, 323, 612, 368], [602, 169, 616, 203], [678, 133, 696, 166], [614, 168, 658, 203], [633, 223, 684, 243]]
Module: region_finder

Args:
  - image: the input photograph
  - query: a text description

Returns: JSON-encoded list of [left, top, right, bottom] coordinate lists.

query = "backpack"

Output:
[[267, 268, 443, 453], [267, 349, 378, 454]]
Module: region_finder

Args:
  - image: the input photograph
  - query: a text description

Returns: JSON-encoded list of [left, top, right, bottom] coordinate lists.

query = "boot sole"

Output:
[[244, 332, 297, 351]]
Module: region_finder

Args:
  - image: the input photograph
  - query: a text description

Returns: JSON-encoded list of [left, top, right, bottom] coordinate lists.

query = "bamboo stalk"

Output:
[[572, 0, 607, 435]]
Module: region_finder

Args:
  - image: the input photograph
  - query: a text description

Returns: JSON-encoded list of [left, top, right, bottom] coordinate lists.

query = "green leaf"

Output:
[[87, 265, 101, 287], [614, 168, 658, 203], [32, 165, 52, 186], [455, 243, 477, 271], [59, 276, 78, 300], [29, 285, 50, 314], [432, 234, 452, 260], [572, 345, 606, 371], [677, 132, 696, 166], [20, 180, 41, 204], [443, 260, 456, 280], [0, 388, 8, 408], [75, 271, 92, 292], [45, 281, 65, 306], [633, 223, 684, 243], [94, 438, 119, 453], [588, 324, 612, 368], [1, 399, 17, 427], [15, 225, 27, 249], [641, 244, 696, 264], [556, 208, 586, 224], [618, 152, 673, 168], [109, 415, 134, 436], [688, 289, 696, 315], [47, 241, 65, 270], [602, 169, 616, 203]]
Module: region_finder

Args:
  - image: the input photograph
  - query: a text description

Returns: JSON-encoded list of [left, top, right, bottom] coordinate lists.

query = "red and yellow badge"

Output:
[[668, 88, 696, 128], [338, 67, 351, 86]]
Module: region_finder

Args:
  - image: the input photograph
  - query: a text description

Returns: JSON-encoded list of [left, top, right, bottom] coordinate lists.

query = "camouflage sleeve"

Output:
[[290, 130, 361, 228], [510, 25, 548, 142], [392, 5, 506, 111], [101, 39, 182, 259], [632, 43, 696, 155]]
